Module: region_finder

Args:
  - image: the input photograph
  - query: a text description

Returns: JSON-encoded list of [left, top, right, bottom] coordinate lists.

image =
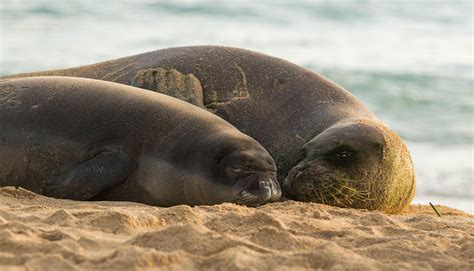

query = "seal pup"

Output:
[[3, 46, 415, 213], [0, 76, 281, 206]]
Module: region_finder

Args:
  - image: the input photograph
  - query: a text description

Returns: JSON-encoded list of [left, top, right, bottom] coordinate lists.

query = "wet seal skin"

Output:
[[3, 46, 416, 213], [0, 76, 281, 207]]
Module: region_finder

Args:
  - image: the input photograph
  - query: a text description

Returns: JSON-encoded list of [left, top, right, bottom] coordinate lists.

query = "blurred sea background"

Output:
[[0, 0, 472, 213]]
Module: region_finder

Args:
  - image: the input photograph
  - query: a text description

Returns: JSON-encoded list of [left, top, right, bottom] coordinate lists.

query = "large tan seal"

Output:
[[0, 76, 281, 206], [4, 46, 416, 213]]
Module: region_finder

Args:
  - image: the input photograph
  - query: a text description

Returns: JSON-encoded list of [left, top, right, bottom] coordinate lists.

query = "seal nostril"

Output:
[[258, 178, 278, 198], [259, 181, 270, 192], [258, 178, 270, 187]]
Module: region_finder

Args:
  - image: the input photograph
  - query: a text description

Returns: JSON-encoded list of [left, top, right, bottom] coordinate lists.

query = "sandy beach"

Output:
[[0, 186, 472, 270]]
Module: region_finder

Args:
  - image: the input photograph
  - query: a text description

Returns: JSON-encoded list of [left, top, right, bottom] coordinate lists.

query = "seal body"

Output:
[[4, 47, 416, 213], [0, 76, 281, 206]]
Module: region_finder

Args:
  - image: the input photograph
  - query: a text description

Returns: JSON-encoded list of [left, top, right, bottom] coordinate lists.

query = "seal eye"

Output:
[[336, 150, 353, 159], [299, 148, 306, 159], [231, 166, 252, 172], [214, 150, 227, 165], [225, 166, 256, 179], [324, 146, 357, 165]]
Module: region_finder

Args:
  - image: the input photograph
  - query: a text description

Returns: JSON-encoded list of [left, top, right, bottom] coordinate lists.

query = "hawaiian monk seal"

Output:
[[4, 46, 415, 213], [0, 76, 281, 206]]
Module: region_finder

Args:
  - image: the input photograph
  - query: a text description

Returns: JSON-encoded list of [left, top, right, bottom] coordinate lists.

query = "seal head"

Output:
[[283, 119, 416, 214], [138, 128, 281, 207], [206, 132, 280, 206]]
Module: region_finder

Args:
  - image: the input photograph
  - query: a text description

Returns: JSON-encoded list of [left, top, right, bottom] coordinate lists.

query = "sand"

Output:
[[0, 187, 472, 271]]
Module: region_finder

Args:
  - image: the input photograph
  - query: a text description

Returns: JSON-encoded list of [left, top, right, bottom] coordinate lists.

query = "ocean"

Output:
[[0, 0, 472, 213]]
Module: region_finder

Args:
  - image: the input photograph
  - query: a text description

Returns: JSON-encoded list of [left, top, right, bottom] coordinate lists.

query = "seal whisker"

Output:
[[328, 192, 348, 207], [337, 190, 354, 205]]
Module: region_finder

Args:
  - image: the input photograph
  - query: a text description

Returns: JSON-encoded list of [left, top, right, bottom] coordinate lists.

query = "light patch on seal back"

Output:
[[0, 85, 22, 109], [131, 68, 205, 108]]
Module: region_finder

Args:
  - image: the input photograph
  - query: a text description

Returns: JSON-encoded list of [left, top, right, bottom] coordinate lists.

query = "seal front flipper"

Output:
[[42, 150, 137, 201], [131, 67, 246, 118], [131, 68, 205, 108]]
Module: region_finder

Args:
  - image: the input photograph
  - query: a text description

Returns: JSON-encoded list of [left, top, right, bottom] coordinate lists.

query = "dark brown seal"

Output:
[[4, 46, 416, 213], [0, 76, 281, 206]]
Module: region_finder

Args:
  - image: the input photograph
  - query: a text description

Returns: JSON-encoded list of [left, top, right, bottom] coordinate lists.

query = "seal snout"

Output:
[[235, 175, 282, 206], [284, 162, 339, 199], [255, 177, 281, 200]]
